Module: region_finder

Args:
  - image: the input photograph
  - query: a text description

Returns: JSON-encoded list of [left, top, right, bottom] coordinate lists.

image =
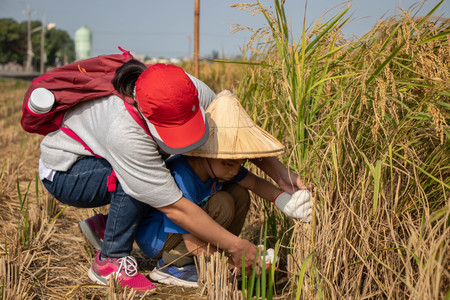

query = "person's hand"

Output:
[[306, 182, 316, 197], [278, 174, 316, 197], [227, 238, 258, 275], [251, 157, 315, 195], [278, 173, 303, 194], [274, 190, 312, 221]]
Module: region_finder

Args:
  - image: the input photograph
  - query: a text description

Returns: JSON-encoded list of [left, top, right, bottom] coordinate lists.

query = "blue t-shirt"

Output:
[[136, 154, 248, 257]]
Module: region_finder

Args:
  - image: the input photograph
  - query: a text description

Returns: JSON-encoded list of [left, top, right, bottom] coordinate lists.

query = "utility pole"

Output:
[[40, 15, 46, 73], [25, 10, 34, 72], [194, 0, 200, 78]]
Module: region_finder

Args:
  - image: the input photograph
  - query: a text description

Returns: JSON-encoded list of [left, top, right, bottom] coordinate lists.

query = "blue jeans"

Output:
[[42, 156, 152, 258]]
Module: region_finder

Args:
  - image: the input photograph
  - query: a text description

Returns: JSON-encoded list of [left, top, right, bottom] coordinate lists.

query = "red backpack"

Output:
[[21, 48, 152, 191], [21, 48, 139, 135]]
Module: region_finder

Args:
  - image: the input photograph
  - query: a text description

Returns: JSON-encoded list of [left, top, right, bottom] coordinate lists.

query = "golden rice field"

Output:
[[1, 1, 449, 299]]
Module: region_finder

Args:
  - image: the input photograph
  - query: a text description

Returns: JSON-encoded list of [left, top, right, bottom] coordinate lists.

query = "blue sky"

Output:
[[0, 0, 447, 58]]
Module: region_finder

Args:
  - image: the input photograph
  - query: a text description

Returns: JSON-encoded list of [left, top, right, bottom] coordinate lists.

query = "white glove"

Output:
[[258, 245, 278, 265], [274, 190, 312, 221]]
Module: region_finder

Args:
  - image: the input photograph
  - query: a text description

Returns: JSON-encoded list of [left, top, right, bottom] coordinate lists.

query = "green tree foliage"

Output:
[[44, 27, 75, 66], [0, 18, 75, 68], [0, 18, 25, 64]]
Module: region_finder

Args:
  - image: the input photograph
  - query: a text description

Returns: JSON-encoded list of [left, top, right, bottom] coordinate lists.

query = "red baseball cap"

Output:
[[135, 64, 209, 154]]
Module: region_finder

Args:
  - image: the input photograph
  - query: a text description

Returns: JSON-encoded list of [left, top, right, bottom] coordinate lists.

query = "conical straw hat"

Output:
[[184, 90, 284, 159]]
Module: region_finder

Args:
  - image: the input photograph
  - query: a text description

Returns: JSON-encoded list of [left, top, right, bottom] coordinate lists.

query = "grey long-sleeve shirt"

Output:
[[39, 74, 216, 208]]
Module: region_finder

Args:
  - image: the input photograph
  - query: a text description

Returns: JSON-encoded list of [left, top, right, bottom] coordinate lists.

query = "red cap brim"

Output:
[[147, 106, 209, 154]]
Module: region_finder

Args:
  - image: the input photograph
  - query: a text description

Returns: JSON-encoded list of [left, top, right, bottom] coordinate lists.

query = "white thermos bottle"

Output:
[[28, 88, 55, 114]]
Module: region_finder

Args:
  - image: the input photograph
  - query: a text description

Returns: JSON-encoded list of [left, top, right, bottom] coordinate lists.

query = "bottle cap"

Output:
[[28, 88, 55, 114]]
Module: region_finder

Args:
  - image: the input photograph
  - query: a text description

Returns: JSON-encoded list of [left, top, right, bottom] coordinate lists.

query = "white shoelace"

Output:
[[115, 256, 138, 280]]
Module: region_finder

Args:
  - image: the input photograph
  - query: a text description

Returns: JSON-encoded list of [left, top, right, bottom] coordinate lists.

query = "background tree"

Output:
[[0, 18, 24, 64], [0, 18, 75, 69], [43, 27, 75, 67]]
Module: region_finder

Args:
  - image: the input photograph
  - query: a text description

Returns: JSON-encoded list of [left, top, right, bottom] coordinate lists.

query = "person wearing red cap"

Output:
[[133, 62, 209, 154], [39, 59, 308, 292]]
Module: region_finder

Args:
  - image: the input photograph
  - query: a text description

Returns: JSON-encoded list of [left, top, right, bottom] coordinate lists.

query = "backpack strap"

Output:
[[106, 102, 153, 192], [53, 100, 153, 155], [123, 101, 153, 138], [107, 170, 118, 192], [57, 126, 103, 159], [57, 120, 118, 191], [56, 101, 154, 192]]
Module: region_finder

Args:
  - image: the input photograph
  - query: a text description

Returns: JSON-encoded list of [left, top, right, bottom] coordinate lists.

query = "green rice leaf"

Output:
[[366, 42, 404, 85], [380, 21, 404, 52], [418, 30, 450, 45], [416, 0, 444, 27], [295, 252, 314, 300], [372, 160, 382, 213], [306, 7, 350, 53], [428, 206, 449, 224], [331, 142, 339, 177], [408, 113, 431, 121], [317, 44, 348, 60], [437, 101, 450, 110], [393, 151, 450, 190], [306, 73, 358, 95]]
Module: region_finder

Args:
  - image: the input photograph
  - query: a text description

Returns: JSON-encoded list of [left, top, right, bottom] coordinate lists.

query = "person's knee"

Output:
[[206, 191, 235, 227], [42, 157, 113, 208], [223, 183, 250, 212]]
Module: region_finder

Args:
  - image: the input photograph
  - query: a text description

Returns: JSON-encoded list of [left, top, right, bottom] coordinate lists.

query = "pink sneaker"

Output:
[[88, 251, 156, 292], [78, 214, 106, 250]]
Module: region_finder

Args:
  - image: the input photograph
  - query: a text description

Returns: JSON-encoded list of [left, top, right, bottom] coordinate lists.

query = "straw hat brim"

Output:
[[184, 90, 284, 159]]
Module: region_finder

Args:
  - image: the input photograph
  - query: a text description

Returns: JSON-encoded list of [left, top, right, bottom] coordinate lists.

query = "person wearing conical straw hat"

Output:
[[135, 90, 312, 287]]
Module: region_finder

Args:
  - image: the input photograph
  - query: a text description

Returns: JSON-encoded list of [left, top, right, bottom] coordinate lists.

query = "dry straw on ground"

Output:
[[1, 1, 449, 299]]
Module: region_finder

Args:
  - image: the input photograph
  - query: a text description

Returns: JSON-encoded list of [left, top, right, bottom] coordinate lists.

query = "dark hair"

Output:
[[112, 59, 147, 98]]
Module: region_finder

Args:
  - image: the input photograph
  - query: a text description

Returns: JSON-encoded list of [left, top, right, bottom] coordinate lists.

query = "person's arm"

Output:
[[242, 161, 313, 221], [157, 196, 257, 271], [182, 233, 216, 255], [182, 233, 241, 269], [237, 172, 281, 203], [182, 233, 223, 263], [250, 156, 309, 194]]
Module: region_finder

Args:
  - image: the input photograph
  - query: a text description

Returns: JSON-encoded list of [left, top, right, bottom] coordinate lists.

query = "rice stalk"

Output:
[[229, 0, 449, 298], [198, 250, 239, 300], [16, 179, 31, 248], [0, 258, 33, 300]]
